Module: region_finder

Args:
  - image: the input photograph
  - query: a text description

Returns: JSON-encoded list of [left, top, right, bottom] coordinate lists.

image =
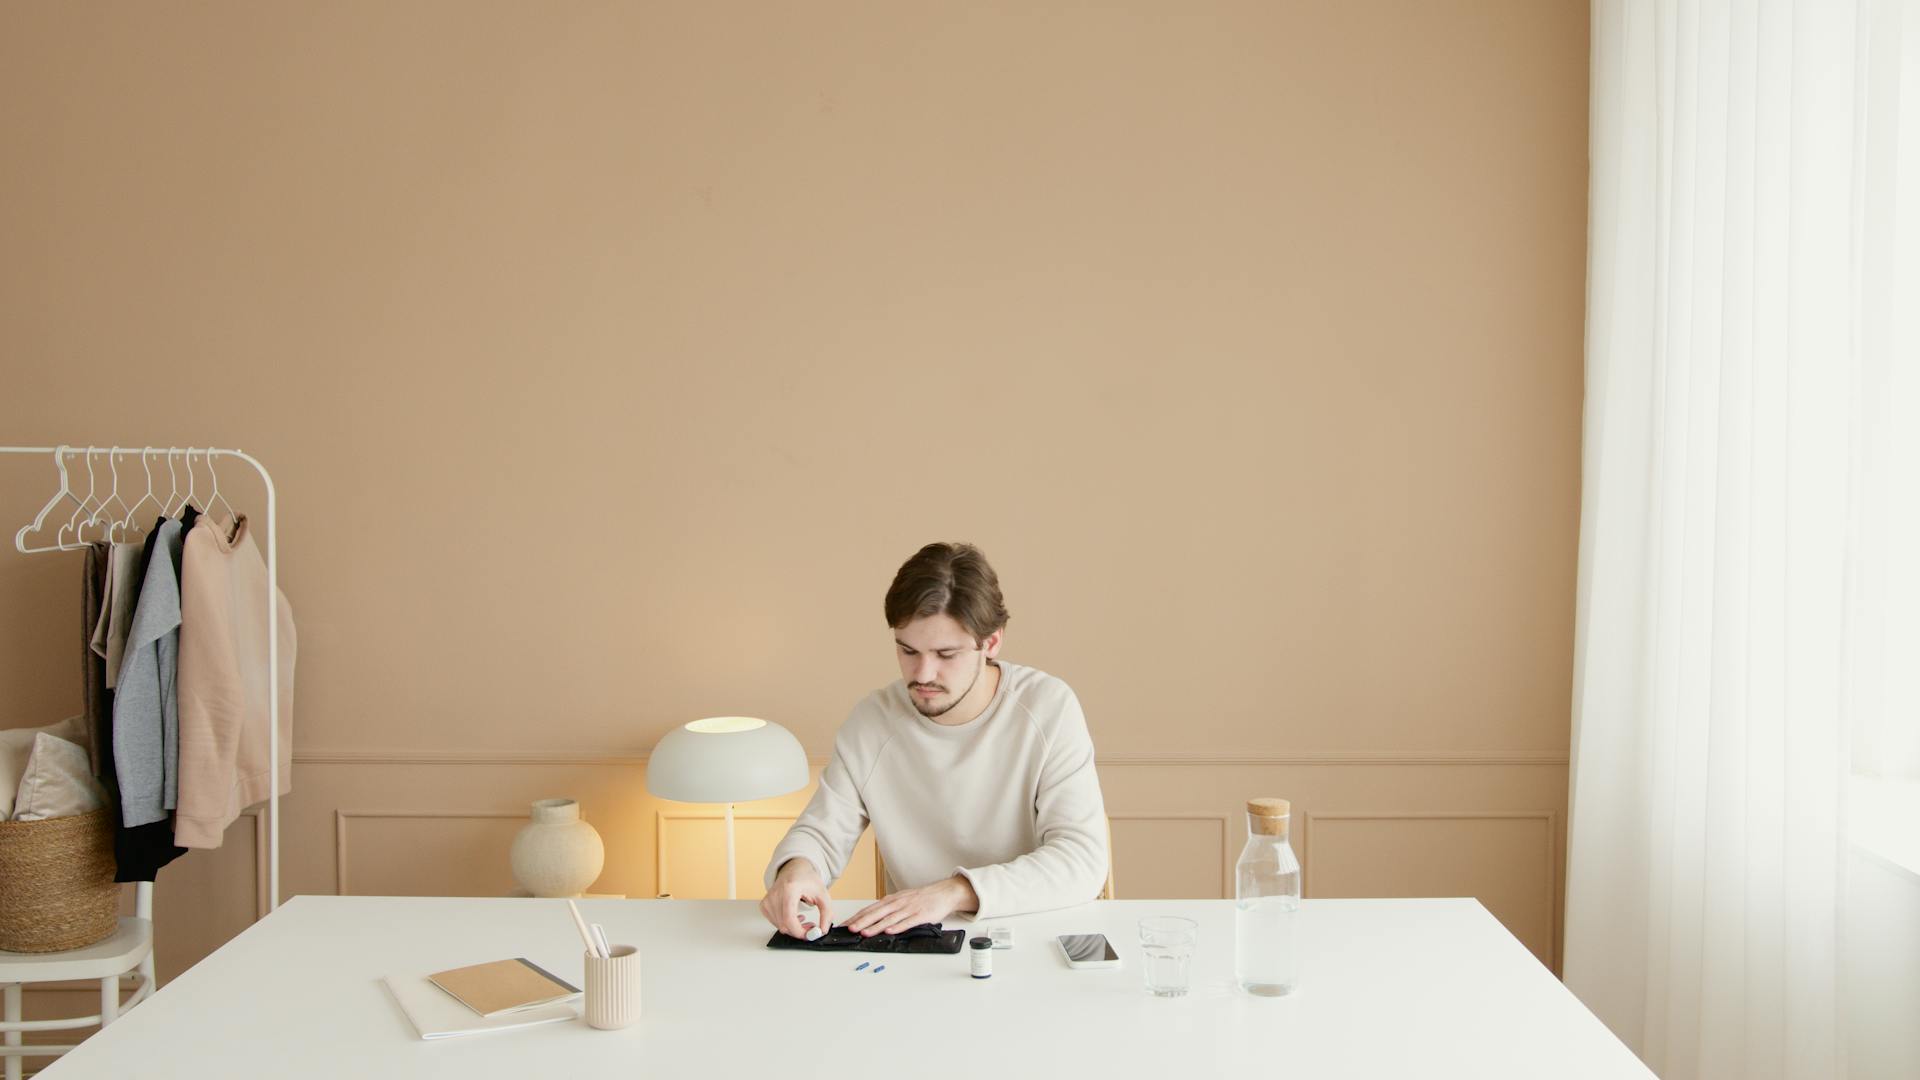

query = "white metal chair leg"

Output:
[[99, 976, 119, 1027], [135, 880, 157, 1005], [4, 983, 21, 1080]]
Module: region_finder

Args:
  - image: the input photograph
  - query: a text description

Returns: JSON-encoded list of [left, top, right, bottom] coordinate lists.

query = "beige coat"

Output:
[[175, 515, 296, 849]]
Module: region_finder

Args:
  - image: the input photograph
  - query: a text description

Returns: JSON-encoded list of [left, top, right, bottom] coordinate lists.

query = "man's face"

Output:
[[894, 613, 1001, 718]]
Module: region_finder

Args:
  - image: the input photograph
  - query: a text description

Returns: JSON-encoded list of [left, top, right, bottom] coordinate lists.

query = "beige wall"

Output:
[[0, 0, 1589, 1012]]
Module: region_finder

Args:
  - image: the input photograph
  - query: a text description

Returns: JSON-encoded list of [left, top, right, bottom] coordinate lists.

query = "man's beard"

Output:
[[912, 655, 984, 718]]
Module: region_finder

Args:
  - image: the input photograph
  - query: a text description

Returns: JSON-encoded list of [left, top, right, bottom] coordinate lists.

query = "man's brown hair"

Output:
[[884, 542, 1010, 643]]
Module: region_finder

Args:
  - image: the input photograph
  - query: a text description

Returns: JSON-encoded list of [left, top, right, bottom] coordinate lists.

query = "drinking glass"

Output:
[[1138, 916, 1198, 997]]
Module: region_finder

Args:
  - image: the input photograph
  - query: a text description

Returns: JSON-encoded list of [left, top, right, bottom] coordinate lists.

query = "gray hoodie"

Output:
[[112, 518, 185, 827]]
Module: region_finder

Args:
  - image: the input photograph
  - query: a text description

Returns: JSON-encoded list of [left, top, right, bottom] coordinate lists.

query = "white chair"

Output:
[[0, 882, 154, 1080]]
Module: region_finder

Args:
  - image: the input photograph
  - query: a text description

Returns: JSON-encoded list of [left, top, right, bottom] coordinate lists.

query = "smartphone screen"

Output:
[[1058, 934, 1118, 963]]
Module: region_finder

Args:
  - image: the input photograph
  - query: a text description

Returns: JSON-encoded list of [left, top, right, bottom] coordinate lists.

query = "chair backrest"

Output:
[[1099, 818, 1117, 900], [870, 815, 1118, 901]]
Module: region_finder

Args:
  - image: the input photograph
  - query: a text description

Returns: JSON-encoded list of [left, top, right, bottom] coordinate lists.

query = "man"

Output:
[[760, 542, 1110, 939]]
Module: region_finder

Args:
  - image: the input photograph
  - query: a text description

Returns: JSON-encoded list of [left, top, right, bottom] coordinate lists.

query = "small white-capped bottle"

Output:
[[969, 936, 993, 978]]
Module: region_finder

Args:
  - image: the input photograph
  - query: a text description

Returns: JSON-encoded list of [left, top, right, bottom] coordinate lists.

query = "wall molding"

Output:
[[246, 808, 268, 921], [295, 749, 1570, 768], [1300, 810, 1560, 969], [333, 810, 526, 896], [1107, 812, 1234, 898], [653, 811, 803, 898], [302, 750, 659, 766], [1100, 751, 1569, 766]]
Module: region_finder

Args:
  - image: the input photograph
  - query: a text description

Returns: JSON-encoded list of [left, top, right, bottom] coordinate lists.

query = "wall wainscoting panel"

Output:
[[652, 811, 881, 900], [1097, 752, 1572, 767], [1106, 813, 1233, 899], [1300, 811, 1560, 969], [333, 810, 529, 897], [247, 810, 269, 920]]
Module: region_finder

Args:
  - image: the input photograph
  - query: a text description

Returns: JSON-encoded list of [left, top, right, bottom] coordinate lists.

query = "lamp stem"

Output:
[[725, 802, 737, 900]]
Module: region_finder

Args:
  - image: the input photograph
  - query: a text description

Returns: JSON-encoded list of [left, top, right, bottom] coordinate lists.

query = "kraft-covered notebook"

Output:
[[428, 957, 581, 1018]]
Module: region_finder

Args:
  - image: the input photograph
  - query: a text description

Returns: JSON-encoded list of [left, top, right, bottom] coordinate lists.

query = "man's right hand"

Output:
[[760, 858, 833, 939]]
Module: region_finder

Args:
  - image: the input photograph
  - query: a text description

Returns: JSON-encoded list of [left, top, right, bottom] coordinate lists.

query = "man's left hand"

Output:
[[844, 875, 979, 936]]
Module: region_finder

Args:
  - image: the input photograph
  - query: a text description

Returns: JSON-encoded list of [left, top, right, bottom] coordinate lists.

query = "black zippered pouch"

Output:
[[765, 923, 966, 954]]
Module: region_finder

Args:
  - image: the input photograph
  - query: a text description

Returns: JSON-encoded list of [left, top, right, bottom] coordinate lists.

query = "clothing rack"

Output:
[[2, 444, 283, 915]]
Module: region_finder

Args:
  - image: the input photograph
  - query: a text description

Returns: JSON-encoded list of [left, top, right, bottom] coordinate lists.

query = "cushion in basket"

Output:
[[1, 715, 91, 819], [12, 733, 109, 821]]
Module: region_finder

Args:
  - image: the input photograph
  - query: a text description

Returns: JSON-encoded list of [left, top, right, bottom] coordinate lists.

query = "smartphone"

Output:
[[1057, 933, 1122, 970]]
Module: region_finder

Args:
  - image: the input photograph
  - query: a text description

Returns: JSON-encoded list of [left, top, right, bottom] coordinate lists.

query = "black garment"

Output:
[[765, 923, 967, 954], [111, 508, 197, 883], [83, 543, 113, 781]]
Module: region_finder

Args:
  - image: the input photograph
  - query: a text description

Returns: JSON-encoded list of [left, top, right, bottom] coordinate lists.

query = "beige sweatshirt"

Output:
[[175, 515, 296, 849], [764, 660, 1109, 920]]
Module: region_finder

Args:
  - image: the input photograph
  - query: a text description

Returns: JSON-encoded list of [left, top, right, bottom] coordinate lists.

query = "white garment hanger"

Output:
[[74, 454, 106, 544], [120, 447, 165, 534], [59, 447, 102, 547], [13, 445, 89, 553], [177, 446, 201, 517], [204, 448, 238, 532], [162, 449, 181, 516], [88, 447, 135, 542]]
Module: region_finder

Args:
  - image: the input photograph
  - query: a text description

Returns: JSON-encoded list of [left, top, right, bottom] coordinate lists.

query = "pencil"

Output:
[[565, 899, 602, 957]]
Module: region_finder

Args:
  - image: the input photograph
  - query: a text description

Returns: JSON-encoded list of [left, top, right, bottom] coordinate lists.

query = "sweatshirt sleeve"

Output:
[[763, 718, 875, 892], [956, 685, 1109, 919]]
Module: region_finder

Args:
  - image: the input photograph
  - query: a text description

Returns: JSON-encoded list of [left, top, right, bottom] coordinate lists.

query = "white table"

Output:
[[42, 896, 1652, 1078]]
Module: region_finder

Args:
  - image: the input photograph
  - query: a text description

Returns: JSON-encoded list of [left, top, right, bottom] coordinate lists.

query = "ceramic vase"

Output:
[[509, 798, 605, 897]]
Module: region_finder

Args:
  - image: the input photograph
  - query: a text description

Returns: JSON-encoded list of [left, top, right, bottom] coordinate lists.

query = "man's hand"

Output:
[[760, 858, 833, 939], [844, 874, 979, 936]]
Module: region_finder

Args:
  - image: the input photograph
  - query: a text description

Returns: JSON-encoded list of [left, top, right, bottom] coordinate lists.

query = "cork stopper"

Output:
[[1247, 798, 1291, 836]]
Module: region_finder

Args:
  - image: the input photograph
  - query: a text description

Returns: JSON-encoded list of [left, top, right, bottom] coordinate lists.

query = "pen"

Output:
[[590, 923, 612, 958], [566, 899, 602, 958]]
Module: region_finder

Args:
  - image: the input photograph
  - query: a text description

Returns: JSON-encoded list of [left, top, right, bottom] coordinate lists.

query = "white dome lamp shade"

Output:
[[645, 717, 809, 899]]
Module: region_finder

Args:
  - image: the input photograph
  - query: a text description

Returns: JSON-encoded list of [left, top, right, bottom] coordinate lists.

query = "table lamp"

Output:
[[645, 716, 809, 899]]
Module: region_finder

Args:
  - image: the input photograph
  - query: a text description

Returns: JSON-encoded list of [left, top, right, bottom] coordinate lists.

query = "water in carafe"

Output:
[[1235, 797, 1300, 996]]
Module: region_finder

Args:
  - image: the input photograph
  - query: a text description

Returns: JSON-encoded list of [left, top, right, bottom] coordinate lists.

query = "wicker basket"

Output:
[[0, 806, 118, 953]]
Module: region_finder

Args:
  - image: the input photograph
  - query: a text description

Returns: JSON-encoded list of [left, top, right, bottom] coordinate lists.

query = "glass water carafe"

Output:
[[1234, 797, 1301, 996]]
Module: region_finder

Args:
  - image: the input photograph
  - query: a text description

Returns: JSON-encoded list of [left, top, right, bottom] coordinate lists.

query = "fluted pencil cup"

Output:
[[584, 945, 642, 1029]]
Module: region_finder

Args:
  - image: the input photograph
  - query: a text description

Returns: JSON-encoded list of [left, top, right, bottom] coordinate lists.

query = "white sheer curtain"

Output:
[[1566, 2, 1919, 1079]]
